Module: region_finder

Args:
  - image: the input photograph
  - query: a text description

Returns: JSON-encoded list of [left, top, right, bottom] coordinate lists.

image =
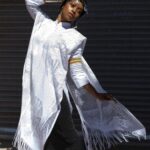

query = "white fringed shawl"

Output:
[[13, 11, 146, 150]]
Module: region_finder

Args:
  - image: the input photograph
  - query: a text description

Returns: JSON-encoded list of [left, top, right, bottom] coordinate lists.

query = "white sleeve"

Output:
[[69, 37, 89, 89], [25, 0, 45, 20]]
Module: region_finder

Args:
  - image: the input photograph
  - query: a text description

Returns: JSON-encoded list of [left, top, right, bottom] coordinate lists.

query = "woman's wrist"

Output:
[[83, 83, 98, 97]]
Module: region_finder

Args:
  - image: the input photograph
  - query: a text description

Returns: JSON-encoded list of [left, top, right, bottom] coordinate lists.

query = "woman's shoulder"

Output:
[[67, 28, 87, 42], [61, 28, 87, 51], [72, 28, 87, 39]]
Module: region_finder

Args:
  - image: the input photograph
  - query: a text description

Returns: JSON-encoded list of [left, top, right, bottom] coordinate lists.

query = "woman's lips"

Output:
[[68, 13, 74, 18]]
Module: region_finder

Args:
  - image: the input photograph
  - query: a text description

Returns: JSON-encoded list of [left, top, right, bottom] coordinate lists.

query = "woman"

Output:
[[13, 0, 146, 150]]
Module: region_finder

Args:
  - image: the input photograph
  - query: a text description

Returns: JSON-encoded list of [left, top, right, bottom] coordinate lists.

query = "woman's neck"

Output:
[[56, 14, 62, 23], [56, 13, 71, 24]]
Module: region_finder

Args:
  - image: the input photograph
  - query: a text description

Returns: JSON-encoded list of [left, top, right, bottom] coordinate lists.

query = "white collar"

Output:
[[55, 19, 72, 29]]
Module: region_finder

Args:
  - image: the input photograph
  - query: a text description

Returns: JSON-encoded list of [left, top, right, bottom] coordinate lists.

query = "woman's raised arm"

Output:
[[25, 0, 46, 20]]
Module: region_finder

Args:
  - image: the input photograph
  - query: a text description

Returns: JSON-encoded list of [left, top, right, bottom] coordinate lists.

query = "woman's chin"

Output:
[[66, 16, 75, 22]]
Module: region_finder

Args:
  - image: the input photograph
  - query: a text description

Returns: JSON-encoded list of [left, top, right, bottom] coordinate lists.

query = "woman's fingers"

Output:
[[107, 93, 113, 99], [97, 93, 114, 101], [103, 93, 118, 103], [101, 93, 112, 100]]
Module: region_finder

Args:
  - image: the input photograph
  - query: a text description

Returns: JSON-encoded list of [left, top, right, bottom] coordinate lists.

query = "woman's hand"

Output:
[[96, 93, 114, 101], [83, 83, 116, 102]]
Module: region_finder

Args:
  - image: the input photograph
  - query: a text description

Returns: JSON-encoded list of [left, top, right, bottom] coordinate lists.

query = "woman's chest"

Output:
[[33, 20, 80, 56]]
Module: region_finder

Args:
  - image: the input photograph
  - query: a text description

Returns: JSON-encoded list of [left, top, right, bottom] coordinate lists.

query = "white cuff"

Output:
[[70, 63, 89, 89]]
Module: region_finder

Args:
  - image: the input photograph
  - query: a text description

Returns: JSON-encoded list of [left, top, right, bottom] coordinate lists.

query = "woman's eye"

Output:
[[71, 3, 75, 7]]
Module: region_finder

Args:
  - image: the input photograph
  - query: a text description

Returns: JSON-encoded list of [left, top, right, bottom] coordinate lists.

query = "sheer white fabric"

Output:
[[67, 57, 146, 150]]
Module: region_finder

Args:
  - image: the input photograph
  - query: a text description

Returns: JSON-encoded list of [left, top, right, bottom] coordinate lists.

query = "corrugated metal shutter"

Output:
[[0, 0, 149, 149], [0, 0, 28, 146]]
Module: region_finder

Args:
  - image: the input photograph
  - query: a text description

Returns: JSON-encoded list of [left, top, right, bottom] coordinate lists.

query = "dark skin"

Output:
[[56, 0, 84, 23], [45, 0, 114, 101]]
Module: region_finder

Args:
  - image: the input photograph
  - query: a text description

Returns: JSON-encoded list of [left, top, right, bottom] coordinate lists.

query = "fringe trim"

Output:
[[12, 115, 36, 150], [12, 128, 32, 150], [85, 127, 145, 150], [12, 110, 61, 150]]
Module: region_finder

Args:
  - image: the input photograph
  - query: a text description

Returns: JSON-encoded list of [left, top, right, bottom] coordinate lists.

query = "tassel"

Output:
[[12, 129, 32, 150], [83, 126, 145, 150]]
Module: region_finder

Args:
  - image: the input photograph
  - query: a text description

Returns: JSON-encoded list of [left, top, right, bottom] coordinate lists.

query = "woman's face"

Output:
[[60, 0, 84, 22]]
